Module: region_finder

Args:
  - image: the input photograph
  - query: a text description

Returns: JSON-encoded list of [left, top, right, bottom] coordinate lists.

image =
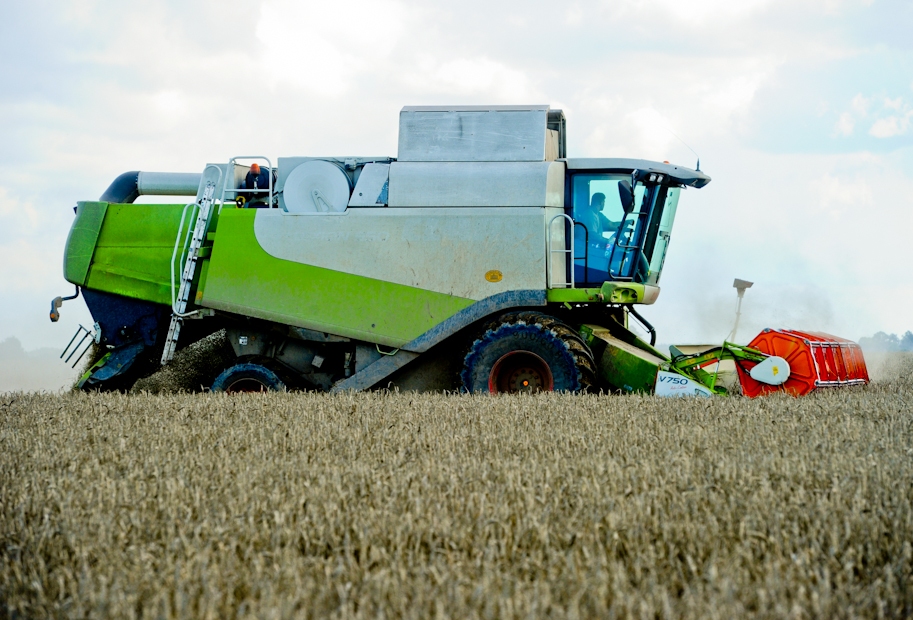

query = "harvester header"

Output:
[[51, 105, 868, 395]]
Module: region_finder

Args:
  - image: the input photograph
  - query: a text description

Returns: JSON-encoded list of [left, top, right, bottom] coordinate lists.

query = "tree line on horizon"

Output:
[[859, 331, 913, 352]]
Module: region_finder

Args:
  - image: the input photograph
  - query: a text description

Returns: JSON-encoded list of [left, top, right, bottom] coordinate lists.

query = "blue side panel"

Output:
[[80, 341, 146, 388], [403, 289, 546, 353], [82, 288, 167, 349]]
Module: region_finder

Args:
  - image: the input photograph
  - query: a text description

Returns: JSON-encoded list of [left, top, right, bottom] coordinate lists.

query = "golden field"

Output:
[[1, 355, 912, 619]]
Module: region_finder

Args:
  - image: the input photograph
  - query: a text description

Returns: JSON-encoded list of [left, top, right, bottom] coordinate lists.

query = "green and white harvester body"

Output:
[[53, 105, 868, 395]]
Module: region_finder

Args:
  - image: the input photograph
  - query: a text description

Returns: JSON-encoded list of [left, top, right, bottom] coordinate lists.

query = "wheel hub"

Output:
[[489, 351, 554, 394]]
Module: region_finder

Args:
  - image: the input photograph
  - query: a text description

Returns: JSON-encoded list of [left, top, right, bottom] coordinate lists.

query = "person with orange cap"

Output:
[[239, 163, 274, 207]]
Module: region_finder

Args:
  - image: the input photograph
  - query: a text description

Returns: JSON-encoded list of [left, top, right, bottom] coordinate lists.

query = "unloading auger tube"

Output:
[[50, 105, 870, 395]]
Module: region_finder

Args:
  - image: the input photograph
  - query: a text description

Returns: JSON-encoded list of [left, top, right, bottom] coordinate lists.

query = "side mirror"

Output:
[[618, 180, 634, 213]]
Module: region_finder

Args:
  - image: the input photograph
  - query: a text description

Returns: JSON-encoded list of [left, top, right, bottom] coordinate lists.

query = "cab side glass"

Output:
[[571, 174, 645, 285], [645, 187, 681, 285]]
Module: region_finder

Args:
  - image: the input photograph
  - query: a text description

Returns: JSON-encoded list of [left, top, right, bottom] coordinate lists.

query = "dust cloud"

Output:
[[0, 337, 79, 392]]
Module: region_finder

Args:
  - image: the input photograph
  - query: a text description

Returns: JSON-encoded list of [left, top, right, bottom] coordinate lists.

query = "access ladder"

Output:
[[161, 181, 217, 365]]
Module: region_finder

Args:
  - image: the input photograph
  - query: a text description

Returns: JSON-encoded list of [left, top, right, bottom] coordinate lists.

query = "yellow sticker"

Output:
[[772, 366, 779, 376], [485, 270, 503, 283]]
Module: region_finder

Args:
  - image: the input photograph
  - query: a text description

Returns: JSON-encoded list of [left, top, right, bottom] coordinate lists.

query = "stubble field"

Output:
[[1, 355, 912, 619]]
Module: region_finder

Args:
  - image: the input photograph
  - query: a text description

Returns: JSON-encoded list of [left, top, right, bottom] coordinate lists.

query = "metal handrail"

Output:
[[607, 211, 649, 282], [547, 214, 575, 289], [612, 211, 648, 250], [169, 165, 222, 318], [220, 156, 274, 209], [169, 201, 198, 314]]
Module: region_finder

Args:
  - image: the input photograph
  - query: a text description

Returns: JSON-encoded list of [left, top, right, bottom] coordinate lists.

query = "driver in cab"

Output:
[[574, 187, 636, 282], [576, 192, 630, 252]]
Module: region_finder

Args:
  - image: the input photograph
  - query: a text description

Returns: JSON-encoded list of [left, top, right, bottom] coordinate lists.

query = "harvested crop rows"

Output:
[[2, 356, 912, 618]]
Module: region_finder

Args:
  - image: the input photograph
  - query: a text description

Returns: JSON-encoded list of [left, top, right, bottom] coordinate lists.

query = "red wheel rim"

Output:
[[488, 351, 554, 393]]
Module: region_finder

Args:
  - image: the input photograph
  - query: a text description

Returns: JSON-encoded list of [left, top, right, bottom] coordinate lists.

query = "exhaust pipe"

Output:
[[99, 171, 203, 203]]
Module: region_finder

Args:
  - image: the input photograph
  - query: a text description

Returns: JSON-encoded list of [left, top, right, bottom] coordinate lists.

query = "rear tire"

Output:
[[461, 312, 596, 393], [211, 363, 286, 393]]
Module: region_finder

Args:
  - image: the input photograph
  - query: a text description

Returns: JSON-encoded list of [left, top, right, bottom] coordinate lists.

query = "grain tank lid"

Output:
[[564, 158, 711, 188], [398, 105, 565, 162], [401, 105, 552, 112]]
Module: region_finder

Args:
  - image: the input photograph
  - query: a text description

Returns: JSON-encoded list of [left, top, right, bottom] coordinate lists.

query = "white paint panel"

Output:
[[749, 356, 790, 385], [388, 161, 564, 207], [348, 163, 389, 207], [655, 371, 713, 398], [253, 207, 548, 300]]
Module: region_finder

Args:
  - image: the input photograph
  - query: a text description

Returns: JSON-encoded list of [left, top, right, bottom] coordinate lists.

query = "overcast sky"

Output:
[[1, 0, 911, 365]]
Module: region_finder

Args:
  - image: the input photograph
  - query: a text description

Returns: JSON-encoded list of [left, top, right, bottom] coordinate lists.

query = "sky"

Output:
[[1, 0, 911, 382]]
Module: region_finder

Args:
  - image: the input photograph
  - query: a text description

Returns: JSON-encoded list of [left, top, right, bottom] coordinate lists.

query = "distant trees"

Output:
[[858, 331, 913, 352]]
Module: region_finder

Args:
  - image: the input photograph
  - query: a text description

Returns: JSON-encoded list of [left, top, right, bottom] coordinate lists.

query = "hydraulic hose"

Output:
[[627, 305, 657, 347]]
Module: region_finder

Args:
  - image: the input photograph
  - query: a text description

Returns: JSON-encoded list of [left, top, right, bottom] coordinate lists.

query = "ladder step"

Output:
[[161, 181, 216, 365]]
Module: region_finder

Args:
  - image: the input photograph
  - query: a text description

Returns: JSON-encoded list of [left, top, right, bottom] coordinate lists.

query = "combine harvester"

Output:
[[51, 105, 869, 395]]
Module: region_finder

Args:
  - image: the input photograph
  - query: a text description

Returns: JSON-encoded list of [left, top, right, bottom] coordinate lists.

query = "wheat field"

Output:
[[1, 356, 912, 619]]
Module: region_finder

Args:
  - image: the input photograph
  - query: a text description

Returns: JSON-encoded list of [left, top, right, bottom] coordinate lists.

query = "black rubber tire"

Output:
[[462, 312, 596, 393], [211, 363, 287, 393]]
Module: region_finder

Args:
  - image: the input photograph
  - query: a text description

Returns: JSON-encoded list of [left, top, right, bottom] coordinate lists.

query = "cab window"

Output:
[[571, 174, 645, 285]]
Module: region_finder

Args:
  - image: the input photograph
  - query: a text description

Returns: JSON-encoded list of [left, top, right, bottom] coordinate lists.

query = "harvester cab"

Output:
[[51, 104, 868, 396], [559, 160, 708, 293], [570, 168, 678, 287]]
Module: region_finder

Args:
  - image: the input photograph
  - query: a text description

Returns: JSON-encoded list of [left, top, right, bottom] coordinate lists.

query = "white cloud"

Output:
[[625, 108, 679, 157], [401, 57, 540, 101], [884, 96, 904, 110], [869, 116, 902, 138], [256, 0, 410, 94], [836, 93, 911, 139], [872, 95, 912, 138], [810, 173, 873, 215], [634, 0, 774, 22], [704, 73, 768, 114], [153, 91, 185, 115], [0, 186, 40, 232], [0, 186, 75, 302], [850, 94, 870, 116], [565, 3, 585, 25], [835, 112, 854, 136]]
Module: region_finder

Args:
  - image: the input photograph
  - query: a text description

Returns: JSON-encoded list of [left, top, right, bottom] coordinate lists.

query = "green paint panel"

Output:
[[580, 324, 666, 393], [547, 282, 649, 304], [84, 203, 191, 305], [64, 201, 108, 285], [598, 342, 662, 393], [200, 209, 475, 348]]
